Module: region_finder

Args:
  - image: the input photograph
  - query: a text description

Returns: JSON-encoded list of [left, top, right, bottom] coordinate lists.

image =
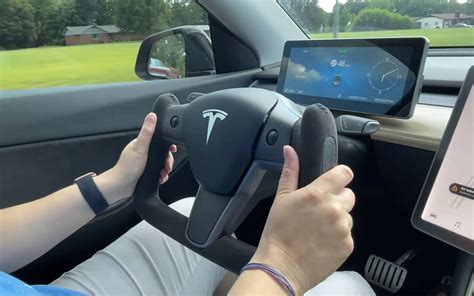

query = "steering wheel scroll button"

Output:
[[170, 115, 179, 128], [266, 130, 279, 145]]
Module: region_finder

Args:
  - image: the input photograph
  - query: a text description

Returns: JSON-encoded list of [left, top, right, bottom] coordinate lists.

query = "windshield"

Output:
[[278, 0, 474, 47]]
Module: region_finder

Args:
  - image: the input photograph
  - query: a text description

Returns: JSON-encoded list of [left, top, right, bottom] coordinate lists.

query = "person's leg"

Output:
[[305, 271, 375, 295], [52, 197, 374, 295], [51, 197, 227, 296]]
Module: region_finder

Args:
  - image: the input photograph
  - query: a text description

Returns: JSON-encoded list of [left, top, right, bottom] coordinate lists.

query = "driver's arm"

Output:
[[0, 113, 175, 273], [229, 146, 355, 295]]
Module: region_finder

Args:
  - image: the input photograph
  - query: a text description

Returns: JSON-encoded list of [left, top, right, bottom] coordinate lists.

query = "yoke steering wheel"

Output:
[[133, 88, 338, 274]]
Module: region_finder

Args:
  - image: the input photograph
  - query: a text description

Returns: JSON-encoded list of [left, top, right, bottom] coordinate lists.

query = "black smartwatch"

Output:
[[74, 172, 109, 216]]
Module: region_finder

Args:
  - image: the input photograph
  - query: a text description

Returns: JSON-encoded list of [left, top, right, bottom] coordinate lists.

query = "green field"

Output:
[[0, 42, 141, 91], [0, 28, 473, 91]]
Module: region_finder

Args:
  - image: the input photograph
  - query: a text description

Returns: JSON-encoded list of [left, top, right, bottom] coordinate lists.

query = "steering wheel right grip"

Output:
[[292, 103, 338, 188], [133, 91, 338, 274]]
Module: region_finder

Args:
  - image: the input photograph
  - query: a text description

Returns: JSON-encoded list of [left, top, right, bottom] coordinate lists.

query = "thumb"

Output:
[[276, 145, 300, 196], [132, 112, 157, 154]]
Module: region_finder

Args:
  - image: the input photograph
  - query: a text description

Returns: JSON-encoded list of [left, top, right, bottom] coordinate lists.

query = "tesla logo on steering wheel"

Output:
[[202, 109, 227, 145]]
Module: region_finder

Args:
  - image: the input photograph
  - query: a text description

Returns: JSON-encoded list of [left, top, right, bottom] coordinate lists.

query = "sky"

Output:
[[318, 0, 468, 13], [319, 0, 346, 12]]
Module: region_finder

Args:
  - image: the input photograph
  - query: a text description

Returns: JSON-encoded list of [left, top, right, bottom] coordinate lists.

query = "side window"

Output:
[[0, 0, 208, 91]]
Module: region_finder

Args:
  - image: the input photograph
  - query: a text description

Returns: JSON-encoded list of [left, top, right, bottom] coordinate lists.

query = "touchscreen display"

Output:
[[282, 47, 415, 105], [277, 39, 428, 118], [421, 86, 473, 240]]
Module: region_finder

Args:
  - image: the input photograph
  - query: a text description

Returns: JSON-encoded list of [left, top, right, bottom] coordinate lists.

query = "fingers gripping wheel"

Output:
[[133, 89, 338, 274], [134, 93, 182, 202]]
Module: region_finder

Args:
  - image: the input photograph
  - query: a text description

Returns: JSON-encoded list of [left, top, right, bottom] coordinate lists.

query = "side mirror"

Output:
[[135, 25, 215, 80]]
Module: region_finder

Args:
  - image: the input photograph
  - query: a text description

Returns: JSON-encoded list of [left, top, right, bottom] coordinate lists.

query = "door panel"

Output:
[[0, 69, 259, 147], [1, 132, 133, 209], [0, 69, 259, 283]]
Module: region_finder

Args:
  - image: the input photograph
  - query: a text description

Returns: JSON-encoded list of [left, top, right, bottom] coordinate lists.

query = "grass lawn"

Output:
[[0, 28, 472, 91], [0, 42, 141, 91], [311, 28, 474, 47]]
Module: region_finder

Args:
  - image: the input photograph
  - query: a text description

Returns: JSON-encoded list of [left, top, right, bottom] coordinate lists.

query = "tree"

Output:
[[344, 0, 369, 15], [100, 0, 115, 24], [43, 0, 83, 45], [394, 0, 468, 17], [115, 0, 170, 34], [330, 3, 355, 32], [365, 0, 395, 11], [436, 1, 464, 14], [281, 0, 316, 16], [27, 0, 55, 46], [303, 3, 328, 32], [351, 8, 413, 31], [340, 7, 355, 30], [280, 0, 328, 32], [168, 0, 208, 27], [466, 1, 474, 15], [75, 0, 115, 25], [0, 0, 36, 49]]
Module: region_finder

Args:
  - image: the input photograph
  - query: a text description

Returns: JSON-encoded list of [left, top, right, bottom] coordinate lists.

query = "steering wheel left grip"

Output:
[[133, 88, 337, 274]]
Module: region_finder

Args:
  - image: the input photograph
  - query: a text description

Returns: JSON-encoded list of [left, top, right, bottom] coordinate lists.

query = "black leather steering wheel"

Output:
[[133, 88, 338, 274]]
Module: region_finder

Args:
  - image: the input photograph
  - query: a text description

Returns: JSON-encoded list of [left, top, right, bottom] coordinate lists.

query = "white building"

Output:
[[415, 12, 473, 29]]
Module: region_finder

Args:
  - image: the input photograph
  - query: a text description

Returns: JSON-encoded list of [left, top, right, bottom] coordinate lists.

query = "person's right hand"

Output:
[[250, 145, 356, 295]]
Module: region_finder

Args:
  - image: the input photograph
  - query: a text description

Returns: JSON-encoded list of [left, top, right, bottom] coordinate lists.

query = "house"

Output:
[[63, 25, 144, 46], [415, 12, 473, 29]]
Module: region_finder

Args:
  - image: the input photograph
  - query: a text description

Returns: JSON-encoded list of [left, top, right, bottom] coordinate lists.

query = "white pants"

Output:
[[52, 198, 374, 295]]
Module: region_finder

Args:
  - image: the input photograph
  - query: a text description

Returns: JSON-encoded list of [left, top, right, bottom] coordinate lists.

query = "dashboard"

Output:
[[251, 48, 473, 153]]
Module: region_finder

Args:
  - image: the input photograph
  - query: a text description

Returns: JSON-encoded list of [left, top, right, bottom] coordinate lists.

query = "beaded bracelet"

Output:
[[241, 262, 296, 296]]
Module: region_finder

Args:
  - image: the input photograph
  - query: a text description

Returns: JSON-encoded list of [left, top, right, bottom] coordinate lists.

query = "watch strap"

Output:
[[75, 173, 109, 215]]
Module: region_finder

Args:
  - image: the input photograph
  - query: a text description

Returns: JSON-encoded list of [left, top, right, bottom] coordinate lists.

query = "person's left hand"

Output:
[[97, 112, 177, 204]]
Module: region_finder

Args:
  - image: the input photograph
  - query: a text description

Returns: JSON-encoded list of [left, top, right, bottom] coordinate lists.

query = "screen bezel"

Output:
[[411, 66, 474, 255], [276, 38, 429, 118]]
